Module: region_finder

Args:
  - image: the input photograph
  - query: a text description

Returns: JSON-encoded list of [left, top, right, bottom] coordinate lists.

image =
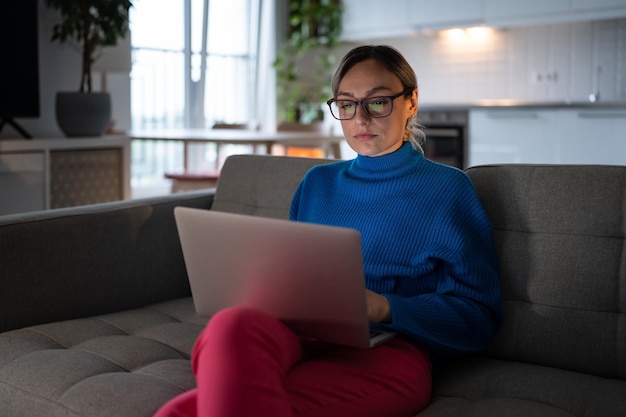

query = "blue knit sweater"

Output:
[[290, 142, 502, 355]]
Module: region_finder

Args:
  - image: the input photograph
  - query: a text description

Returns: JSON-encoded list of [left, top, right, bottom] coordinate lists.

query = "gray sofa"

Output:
[[0, 154, 624, 417]]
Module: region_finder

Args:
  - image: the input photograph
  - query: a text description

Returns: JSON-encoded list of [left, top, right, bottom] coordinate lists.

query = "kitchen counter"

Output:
[[468, 105, 626, 167], [420, 100, 626, 112], [416, 100, 626, 169]]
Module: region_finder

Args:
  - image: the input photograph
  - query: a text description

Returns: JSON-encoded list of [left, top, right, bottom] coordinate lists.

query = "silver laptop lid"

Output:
[[174, 207, 373, 348]]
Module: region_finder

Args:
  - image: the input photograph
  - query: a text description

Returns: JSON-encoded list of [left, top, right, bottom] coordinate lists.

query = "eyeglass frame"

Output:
[[326, 88, 414, 120]]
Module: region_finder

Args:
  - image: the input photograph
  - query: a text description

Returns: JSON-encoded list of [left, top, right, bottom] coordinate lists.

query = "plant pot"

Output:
[[55, 92, 111, 137]]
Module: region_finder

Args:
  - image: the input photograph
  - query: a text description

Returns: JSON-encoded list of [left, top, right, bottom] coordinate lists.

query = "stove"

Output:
[[418, 109, 468, 169]]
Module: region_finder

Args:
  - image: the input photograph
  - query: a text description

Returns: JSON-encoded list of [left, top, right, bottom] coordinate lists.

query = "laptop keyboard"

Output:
[[369, 329, 383, 338]]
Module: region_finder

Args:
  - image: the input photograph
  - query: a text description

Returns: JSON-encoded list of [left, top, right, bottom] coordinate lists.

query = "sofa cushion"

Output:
[[465, 165, 626, 379], [0, 297, 205, 417]]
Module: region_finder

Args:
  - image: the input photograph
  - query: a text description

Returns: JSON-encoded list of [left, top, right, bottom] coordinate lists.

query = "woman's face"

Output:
[[336, 59, 417, 157]]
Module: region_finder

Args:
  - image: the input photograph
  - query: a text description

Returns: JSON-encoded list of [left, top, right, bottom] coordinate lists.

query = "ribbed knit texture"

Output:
[[290, 142, 502, 355]]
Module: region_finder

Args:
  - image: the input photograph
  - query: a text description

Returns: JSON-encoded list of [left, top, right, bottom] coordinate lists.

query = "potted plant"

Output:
[[274, 0, 343, 124], [46, 0, 133, 137]]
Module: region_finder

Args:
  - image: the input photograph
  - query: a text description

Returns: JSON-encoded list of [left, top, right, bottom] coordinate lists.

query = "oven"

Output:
[[418, 109, 468, 169]]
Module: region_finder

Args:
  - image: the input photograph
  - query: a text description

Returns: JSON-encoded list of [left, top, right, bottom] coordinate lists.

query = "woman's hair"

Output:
[[331, 45, 426, 152]]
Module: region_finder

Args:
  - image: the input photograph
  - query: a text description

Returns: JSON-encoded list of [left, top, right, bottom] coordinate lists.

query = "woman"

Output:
[[155, 45, 501, 417]]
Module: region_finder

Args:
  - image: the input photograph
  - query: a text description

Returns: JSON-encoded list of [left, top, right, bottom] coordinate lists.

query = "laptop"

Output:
[[174, 207, 396, 349]]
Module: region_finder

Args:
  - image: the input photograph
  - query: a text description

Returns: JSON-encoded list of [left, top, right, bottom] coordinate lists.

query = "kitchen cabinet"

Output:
[[341, 0, 411, 41], [408, 0, 483, 29], [469, 109, 561, 166], [572, 0, 626, 12], [341, 0, 626, 41], [468, 107, 626, 167], [341, 0, 482, 39], [483, 0, 571, 23], [483, 0, 626, 26], [0, 135, 130, 216], [558, 109, 626, 165]]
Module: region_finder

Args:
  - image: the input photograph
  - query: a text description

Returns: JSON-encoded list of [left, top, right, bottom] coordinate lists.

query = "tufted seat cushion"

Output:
[[0, 297, 205, 417]]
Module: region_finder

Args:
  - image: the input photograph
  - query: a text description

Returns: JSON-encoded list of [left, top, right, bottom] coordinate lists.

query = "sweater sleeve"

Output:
[[382, 179, 502, 356]]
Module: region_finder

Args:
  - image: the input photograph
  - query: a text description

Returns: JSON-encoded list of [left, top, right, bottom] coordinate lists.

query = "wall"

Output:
[[360, 18, 626, 106], [0, 1, 131, 139]]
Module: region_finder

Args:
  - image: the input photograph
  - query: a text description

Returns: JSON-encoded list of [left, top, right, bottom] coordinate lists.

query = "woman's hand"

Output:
[[366, 289, 392, 323]]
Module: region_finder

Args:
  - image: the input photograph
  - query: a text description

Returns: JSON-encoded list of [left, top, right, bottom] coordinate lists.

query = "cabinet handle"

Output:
[[577, 112, 626, 119], [486, 112, 539, 119]]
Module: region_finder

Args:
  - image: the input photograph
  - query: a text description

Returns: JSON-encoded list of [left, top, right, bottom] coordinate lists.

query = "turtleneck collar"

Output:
[[349, 141, 424, 178]]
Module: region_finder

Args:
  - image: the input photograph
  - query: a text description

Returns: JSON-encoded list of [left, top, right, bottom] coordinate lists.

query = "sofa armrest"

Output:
[[0, 190, 215, 332]]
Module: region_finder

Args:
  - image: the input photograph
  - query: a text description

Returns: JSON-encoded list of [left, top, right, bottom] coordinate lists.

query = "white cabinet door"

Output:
[[572, 0, 626, 11], [483, 0, 571, 21], [558, 109, 626, 165], [483, 0, 626, 26], [0, 152, 45, 215], [408, 0, 483, 28], [342, 0, 626, 36], [469, 109, 561, 166], [341, 0, 411, 40], [470, 107, 626, 167]]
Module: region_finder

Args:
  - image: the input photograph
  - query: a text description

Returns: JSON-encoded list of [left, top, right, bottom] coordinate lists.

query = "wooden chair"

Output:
[[163, 171, 219, 193], [164, 123, 248, 193], [276, 121, 326, 158]]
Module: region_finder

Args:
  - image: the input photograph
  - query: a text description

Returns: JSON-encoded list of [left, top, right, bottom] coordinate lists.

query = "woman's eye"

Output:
[[368, 102, 385, 112]]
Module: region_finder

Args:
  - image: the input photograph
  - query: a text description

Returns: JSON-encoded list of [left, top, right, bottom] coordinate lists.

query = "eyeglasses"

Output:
[[326, 89, 412, 120]]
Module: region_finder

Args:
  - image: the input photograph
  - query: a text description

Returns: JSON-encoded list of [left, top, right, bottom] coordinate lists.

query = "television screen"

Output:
[[0, 0, 40, 138]]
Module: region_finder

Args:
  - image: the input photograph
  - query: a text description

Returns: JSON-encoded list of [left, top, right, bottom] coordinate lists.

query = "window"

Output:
[[130, 0, 258, 129], [129, 0, 265, 194]]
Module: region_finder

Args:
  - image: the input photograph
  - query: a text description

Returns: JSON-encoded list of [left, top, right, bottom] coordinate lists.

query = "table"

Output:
[[130, 128, 344, 171]]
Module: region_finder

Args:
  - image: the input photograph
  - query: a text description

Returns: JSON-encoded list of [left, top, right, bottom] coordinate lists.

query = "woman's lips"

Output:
[[354, 132, 376, 142]]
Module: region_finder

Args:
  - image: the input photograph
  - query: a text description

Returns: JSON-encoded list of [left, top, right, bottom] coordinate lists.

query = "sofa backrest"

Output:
[[214, 156, 626, 379], [466, 164, 626, 380], [212, 154, 335, 219]]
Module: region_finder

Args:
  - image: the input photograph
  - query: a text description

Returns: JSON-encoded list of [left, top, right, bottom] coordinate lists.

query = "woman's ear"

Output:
[[410, 89, 418, 116]]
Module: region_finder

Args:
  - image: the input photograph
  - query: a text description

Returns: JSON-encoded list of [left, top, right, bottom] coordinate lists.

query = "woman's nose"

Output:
[[354, 103, 371, 123]]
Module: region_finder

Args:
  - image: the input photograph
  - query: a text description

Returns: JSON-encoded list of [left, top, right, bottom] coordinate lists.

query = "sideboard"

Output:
[[0, 135, 130, 216]]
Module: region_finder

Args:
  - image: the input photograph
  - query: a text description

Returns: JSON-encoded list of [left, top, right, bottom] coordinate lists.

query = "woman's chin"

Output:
[[348, 140, 376, 156], [349, 141, 401, 157]]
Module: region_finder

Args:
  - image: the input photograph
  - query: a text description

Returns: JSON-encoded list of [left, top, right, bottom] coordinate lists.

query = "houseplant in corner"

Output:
[[274, 0, 343, 124], [46, 0, 132, 137]]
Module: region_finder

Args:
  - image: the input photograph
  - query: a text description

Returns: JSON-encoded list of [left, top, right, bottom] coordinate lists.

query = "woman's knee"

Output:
[[192, 306, 302, 369], [195, 307, 271, 348], [209, 306, 274, 331]]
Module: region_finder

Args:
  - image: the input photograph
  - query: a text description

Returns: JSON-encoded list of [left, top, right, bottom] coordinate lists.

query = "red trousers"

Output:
[[154, 307, 431, 417]]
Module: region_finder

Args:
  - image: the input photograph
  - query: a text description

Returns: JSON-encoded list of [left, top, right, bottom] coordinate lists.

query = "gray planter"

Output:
[[55, 92, 111, 137]]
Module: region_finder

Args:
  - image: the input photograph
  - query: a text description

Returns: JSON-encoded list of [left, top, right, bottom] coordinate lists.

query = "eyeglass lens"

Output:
[[330, 97, 393, 120]]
